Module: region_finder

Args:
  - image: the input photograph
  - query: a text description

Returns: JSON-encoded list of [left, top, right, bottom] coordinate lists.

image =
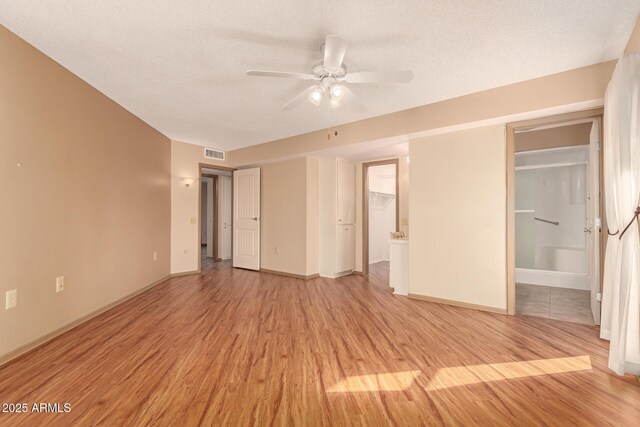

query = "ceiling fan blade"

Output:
[[345, 70, 414, 83], [323, 35, 348, 72], [340, 86, 366, 112], [281, 86, 318, 110], [247, 70, 315, 80]]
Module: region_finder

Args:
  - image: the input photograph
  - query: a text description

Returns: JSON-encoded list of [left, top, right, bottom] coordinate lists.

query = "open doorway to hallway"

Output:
[[199, 167, 233, 271]]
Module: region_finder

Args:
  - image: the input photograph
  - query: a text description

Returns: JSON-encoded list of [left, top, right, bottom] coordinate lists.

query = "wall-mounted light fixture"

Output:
[[181, 177, 195, 187]]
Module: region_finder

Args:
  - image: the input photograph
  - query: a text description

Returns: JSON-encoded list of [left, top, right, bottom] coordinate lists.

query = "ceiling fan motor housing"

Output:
[[312, 64, 346, 82]]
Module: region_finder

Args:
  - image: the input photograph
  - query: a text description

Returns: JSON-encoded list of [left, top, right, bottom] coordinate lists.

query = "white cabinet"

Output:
[[337, 160, 355, 225], [319, 158, 356, 277], [389, 240, 409, 295], [336, 225, 355, 273]]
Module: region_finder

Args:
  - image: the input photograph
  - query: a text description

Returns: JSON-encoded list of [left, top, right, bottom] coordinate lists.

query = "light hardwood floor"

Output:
[[0, 262, 639, 426], [201, 245, 218, 270], [368, 261, 390, 288]]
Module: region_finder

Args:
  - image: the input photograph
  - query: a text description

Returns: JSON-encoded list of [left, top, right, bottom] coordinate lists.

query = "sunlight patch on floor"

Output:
[[327, 370, 422, 393], [426, 355, 592, 391]]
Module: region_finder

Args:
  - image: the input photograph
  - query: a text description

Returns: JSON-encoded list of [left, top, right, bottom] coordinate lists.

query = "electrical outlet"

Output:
[[401, 217, 409, 226], [5, 289, 17, 310], [189, 216, 197, 225], [153, 251, 158, 261], [56, 276, 65, 293]]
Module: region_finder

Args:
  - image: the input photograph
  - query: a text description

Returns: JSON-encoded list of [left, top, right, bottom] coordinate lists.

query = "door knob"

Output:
[[252, 217, 259, 221]]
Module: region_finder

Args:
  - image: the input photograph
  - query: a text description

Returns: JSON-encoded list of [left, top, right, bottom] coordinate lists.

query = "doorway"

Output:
[[198, 165, 234, 271], [507, 109, 604, 325], [201, 174, 217, 266], [362, 159, 400, 280]]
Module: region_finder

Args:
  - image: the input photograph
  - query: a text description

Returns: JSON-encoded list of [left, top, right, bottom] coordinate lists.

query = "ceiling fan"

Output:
[[246, 35, 413, 110]]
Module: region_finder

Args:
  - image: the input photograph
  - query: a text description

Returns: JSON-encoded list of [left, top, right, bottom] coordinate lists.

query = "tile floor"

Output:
[[516, 283, 594, 325]]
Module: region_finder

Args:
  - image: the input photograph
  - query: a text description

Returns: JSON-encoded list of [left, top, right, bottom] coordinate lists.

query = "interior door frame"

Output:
[[198, 163, 237, 272], [362, 159, 400, 276], [506, 108, 604, 315]]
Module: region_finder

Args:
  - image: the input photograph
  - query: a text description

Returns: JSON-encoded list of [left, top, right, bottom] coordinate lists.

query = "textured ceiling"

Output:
[[1, 1, 639, 150]]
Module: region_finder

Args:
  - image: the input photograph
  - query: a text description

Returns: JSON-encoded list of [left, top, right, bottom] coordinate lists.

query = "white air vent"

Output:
[[204, 147, 225, 161]]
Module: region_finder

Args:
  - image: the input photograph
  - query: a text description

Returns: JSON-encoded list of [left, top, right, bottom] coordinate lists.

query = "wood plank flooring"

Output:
[[368, 261, 390, 289], [201, 245, 219, 270], [0, 262, 639, 426]]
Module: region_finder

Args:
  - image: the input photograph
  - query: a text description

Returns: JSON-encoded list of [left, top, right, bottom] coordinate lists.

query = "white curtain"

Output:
[[599, 52, 640, 376]]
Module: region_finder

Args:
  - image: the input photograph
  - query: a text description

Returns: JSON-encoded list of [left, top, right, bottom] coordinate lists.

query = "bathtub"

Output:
[[516, 246, 589, 290]]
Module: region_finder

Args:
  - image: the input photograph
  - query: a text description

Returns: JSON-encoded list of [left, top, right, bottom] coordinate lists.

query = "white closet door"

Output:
[[337, 160, 355, 224], [336, 225, 355, 273], [233, 168, 260, 270]]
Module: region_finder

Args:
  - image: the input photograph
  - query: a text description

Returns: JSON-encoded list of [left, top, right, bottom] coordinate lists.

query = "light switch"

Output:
[[56, 276, 65, 293], [153, 251, 158, 261], [5, 289, 17, 310]]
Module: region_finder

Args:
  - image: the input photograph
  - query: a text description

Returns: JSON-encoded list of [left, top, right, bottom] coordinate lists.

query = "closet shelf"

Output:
[[369, 191, 395, 198], [369, 191, 395, 209]]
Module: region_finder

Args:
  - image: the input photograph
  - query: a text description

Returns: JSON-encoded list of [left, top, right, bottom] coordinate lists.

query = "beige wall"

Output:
[[306, 158, 320, 276], [409, 125, 507, 310], [0, 25, 171, 359], [515, 122, 592, 152], [354, 155, 410, 272], [170, 140, 228, 273], [260, 157, 309, 276]]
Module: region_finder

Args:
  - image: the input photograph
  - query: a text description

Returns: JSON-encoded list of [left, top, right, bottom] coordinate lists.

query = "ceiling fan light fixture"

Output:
[[330, 84, 345, 100], [329, 97, 343, 109], [308, 87, 324, 106]]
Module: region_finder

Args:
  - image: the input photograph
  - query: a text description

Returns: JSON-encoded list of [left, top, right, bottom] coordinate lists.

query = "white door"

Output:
[[336, 225, 355, 273], [589, 119, 601, 325], [337, 160, 355, 224], [221, 176, 232, 260], [233, 168, 260, 270]]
